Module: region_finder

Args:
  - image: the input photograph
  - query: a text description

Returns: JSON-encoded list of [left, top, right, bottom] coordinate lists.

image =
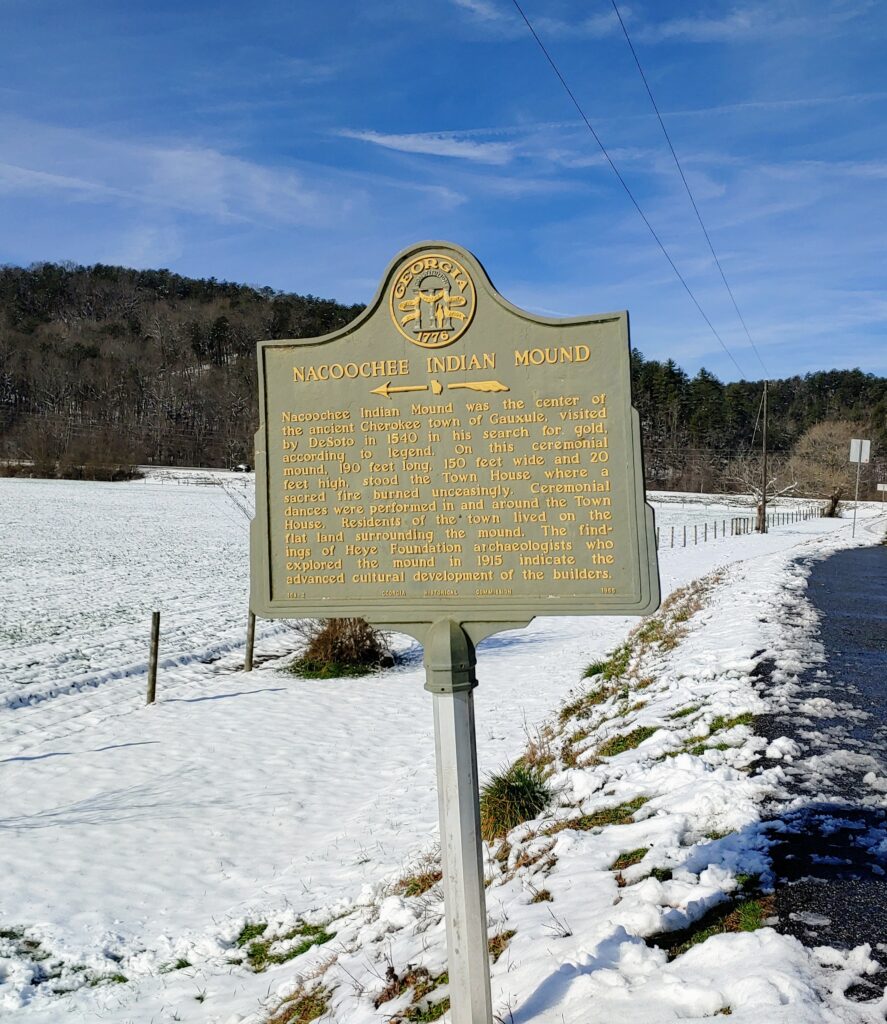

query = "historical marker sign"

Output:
[[251, 241, 659, 632]]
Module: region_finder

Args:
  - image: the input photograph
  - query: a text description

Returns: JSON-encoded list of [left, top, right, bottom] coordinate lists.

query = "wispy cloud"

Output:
[[337, 128, 515, 164], [640, 0, 876, 42]]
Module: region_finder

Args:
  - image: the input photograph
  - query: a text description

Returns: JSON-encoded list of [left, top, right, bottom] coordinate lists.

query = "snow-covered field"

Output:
[[1, 473, 885, 1023]]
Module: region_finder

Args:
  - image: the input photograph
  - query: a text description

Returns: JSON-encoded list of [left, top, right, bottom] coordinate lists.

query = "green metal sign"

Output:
[[251, 241, 660, 634]]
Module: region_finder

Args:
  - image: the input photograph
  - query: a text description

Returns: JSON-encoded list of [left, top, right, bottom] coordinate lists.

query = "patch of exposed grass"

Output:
[[545, 796, 649, 836], [650, 867, 673, 883], [611, 847, 649, 871], [0, 927, 25, 941], [267, 985, 331, 1024], [604, 644, 632, 679], [670, 705, 699, 719], [488, 930, 516, 962], [531, 888, 552, 903], [480, 762, 550, 842], [235, 921, 267, 948], [582, 661, 609, 680], [240, 922, 333, 972], [400, 997, 450, 1023], [709, 712, 754, 732], [596, 726, 658, 758], [568, 726, 591, 745], [655, 895, 775, 960]]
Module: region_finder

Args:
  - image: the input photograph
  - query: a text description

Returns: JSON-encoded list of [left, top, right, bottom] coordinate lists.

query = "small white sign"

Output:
[[878, 483, 887, 492], [850, 438, 871, 464]]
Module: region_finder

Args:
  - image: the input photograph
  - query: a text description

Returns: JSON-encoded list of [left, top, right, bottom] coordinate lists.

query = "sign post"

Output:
[[251, 242, 660, 1024], [849, 438, 871, 538]]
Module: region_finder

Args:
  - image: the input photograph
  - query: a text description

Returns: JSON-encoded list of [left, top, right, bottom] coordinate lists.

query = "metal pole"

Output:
[[244, 610, 256, 671], [146, 611, 160, 704], [852, 458, 861, 538], [425, 620, 493, 1024]]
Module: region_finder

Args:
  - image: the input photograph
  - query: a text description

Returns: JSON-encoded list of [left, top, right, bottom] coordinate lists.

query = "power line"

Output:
[[608, 0, 770, 378], [508, 0, 747, 380]]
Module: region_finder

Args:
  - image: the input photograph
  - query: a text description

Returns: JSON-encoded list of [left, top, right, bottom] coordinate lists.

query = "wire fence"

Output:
[[655, 505, 826, 550]]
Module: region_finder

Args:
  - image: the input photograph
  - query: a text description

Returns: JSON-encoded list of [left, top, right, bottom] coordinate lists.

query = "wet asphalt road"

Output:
[[755, 538, 887, 1001]]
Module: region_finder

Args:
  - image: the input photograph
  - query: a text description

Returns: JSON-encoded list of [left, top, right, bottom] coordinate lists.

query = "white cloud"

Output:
[[640, 0, 876, 43], [337, 128, 515, 165]]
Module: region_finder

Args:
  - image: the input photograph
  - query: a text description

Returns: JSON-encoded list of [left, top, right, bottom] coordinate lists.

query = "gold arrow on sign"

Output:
[[447, 380, 510, 393], [370, 381, 430, 399]]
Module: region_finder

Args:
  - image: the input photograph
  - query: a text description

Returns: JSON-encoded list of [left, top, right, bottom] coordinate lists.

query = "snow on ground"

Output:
[[1, 474, 885, 1022]]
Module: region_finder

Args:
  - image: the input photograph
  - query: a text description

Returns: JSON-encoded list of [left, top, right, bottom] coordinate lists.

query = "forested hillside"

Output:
[[1, 262, 884, 492]]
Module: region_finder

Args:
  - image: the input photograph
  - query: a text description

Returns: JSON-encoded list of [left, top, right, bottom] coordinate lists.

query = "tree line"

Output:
[[1, 262, 884, 494]]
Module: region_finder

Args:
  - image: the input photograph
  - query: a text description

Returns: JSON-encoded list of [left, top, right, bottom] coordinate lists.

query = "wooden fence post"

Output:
[[147, 611, 160, 705], [245, 610, 256, 671]]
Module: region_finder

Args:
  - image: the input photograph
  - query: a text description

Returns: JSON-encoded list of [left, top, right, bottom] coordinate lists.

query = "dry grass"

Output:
[[267, 985, 330, 1024], [394, 854, 442, 898], [289, 617, 393, 678], [488, 930, 517, 962]]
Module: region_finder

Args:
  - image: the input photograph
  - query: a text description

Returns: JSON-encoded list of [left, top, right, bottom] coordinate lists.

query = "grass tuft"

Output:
[[288, 617, 393, 678], [480, 762, 550, 842]]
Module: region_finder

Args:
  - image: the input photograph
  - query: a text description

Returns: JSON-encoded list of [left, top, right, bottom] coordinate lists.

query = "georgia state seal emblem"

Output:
[[389, 252, 476, 348]]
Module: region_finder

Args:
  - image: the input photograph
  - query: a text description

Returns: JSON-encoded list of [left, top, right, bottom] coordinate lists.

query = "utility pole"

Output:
[[759, 380, 768, 533]]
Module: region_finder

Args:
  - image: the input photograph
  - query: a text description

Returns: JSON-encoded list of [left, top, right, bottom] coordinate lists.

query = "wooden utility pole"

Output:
[[759, 381, 768, 533]]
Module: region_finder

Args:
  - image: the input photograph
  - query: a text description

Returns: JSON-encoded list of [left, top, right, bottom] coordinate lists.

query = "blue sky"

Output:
[[1, 0, 885, 381]]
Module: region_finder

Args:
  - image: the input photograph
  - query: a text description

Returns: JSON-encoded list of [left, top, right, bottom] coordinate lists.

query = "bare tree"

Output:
[[788, 419, 867, 516], [726, 454, 796, 531]]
